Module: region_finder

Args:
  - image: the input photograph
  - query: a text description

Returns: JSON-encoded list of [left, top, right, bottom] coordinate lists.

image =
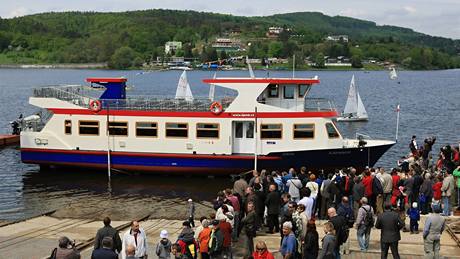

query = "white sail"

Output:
[[175, 70, 194, 101], [338, 75, 368, 121], [389, 67, 398, 80], [356, 91, 368, 118], [343, 75, 358, 115]]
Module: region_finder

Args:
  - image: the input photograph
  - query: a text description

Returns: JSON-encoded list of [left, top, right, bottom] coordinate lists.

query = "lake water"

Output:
[[0, 68, 459, 221]]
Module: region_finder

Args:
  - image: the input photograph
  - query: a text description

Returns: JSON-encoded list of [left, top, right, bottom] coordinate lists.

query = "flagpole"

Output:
[[254, 107, 258, 172], [395, 104, 400, 142]]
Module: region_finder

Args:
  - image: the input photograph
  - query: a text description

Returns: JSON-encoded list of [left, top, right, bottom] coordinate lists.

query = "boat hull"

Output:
[[21, 143, 394, 174], [336, 116, 369, 122]]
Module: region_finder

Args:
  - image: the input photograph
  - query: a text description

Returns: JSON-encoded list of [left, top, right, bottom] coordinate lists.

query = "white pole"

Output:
[[395, 104, 400, 142], [106, 102, 111, 184], [254, 107, 258, 172], [292, 54, 296, 78]]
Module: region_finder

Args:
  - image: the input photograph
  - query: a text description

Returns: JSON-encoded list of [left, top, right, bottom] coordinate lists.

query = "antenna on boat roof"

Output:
[[292, 54, 296, 78], [246, 56, 255, 78]]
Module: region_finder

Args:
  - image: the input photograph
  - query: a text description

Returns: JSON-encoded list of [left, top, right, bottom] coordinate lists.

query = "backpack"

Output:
[[372, 177, 383, 195], [338, 223, 349, 244], [362, 206, 374, 228]]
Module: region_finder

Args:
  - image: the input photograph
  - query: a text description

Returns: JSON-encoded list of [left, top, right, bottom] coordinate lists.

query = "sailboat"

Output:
[[175, 70, 194, 101], [337, 75, 368, 122], [389, 67, 398, 80]]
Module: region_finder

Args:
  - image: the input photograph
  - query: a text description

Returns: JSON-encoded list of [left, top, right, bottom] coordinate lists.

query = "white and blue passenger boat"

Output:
[[20, 76, 394, 174]]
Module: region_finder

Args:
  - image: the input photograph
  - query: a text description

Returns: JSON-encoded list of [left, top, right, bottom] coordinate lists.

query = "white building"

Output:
[[165, 41, 182, 55]]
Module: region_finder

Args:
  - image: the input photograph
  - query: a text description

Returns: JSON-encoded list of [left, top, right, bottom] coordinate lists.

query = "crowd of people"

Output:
[[50, 136, 460, 259]]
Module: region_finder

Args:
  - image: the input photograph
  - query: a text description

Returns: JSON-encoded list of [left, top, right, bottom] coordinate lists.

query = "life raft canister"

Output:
[[89, 99, 102, 113], [209, 101, 223, 115]]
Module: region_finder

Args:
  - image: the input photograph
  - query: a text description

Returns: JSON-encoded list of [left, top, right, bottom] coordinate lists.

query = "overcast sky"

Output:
[[2, 0, 459, 39]]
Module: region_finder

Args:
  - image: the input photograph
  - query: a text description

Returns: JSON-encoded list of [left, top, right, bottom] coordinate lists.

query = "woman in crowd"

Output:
[[302, 220, 319, 259], [318, 222, 336, 259]]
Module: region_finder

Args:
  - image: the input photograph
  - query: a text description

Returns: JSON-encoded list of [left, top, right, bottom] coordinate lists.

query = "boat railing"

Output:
[[33, 86, 232, 112], [304, 98, 337, 112]]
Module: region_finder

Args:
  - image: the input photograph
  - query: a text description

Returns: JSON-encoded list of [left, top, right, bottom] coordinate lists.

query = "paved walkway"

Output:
[[0, 215, 459, 259]]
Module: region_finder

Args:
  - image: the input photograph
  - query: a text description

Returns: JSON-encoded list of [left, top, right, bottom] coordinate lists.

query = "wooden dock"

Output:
[[0, 134, 19, 147]]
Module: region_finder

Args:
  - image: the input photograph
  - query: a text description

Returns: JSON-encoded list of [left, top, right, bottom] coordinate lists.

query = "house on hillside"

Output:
[[325, 35, 349, 43], [211, 38, 242, 52], [165, 41, 182, 55], [266, 27, 288, 38]]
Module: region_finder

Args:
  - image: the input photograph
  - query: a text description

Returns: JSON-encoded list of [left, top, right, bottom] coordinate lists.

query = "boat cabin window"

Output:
[[283, 85, 295, 99], [267, 84, 279, 98], [293, 124, 315, 139], [65, 120, 72, 135], [325, 122, 340, 138], [136, 122, 157, 137], [246, 122, 254, 138], [108, 122, 128, 136], [298, 84, 311, 98], [260, 124, 282, 139], [235, 122, 243, 138], [197, 123, 219, 138], [79, 121, 99, 135], [166, 123, 188, 138]]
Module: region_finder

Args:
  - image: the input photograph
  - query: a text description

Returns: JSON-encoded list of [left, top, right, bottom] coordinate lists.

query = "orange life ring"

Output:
[[209, 101, 223, 115], [89, 100, 102, 113]]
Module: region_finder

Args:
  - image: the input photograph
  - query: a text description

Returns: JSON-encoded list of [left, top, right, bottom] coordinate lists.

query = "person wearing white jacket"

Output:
[[121, 221, 148, 259]]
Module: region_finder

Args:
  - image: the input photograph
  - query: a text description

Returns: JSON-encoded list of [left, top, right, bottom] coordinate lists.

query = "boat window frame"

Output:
[[107, 121, 129, 136], [165, 122, 189, 138], [135, 122, 158, 138], [267, 84, 279, 98], [64, 120, 72, 135], [325, 122, 340, 139], [298, 84, 311, 98], [260, 123, 283, 139], [78, 120, 100, 136], [293, 123, 315, 139], [196, 123, 220, 139], [283, 85, 296, 99]]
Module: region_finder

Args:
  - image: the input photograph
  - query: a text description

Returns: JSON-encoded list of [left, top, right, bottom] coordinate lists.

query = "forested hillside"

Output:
[[0, 9, 459, 69]]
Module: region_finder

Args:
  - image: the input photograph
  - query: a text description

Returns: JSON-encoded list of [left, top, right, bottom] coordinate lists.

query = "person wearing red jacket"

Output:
[[252, 241, 275, 259], [362, 170, 373, 200], [432, 175, 443, 201]]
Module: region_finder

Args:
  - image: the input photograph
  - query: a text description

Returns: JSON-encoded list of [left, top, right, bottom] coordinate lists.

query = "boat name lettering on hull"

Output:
[[328, 151, 352, 155]]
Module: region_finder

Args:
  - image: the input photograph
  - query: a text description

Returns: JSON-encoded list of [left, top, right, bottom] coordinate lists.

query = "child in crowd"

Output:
[[156, 230, 172, 259], [407, 202, 420, 234]]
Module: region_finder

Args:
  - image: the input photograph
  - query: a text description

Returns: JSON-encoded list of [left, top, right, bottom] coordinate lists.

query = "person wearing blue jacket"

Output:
[[407, 202, 420, 234]]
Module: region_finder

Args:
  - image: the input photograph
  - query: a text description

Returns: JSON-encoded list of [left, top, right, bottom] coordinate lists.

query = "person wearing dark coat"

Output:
[[420, 173, 433, 215], [375, 203, 405, 259], [265, 183, 281, 233], [241, 202, 257, 257], [253, 183, 266, 229], [303, 221, 319, 259], [91, 237, 118, 259], [352, 177, 365, 218], [94, 217, 122, 253]]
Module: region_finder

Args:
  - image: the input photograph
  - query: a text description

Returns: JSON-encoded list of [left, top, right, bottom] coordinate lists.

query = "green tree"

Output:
[[313, 52, 325, 68], [351, 55, 363, 68], [268, 41, 282, 57], [109, 46, 137, 69]]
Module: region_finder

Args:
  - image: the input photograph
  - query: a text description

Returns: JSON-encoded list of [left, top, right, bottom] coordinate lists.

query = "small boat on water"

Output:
[[337, 75, 368, 122], [19, 74, 394, 174], [389, 67, 398, 80], [175, 70, 194, 101]]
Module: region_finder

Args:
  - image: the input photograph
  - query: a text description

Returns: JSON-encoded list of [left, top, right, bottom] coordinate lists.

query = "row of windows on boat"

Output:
[[64, 120, 340, 139]]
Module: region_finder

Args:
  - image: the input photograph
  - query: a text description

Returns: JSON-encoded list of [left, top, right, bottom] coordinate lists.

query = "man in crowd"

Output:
[[121, 221, 148, 259], [94, 216, 122, 254], [280, 221, 297, 259], [265, 183, 281, 234], [423, 203, 446, 258], [91, 237, 118, 259], [355, 197, 374, 251], [375, 203, 404, 259], [328, 207, 348, 259]]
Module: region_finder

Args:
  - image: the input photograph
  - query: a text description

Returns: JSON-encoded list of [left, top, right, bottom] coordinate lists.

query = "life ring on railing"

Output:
[[209, 101, 223, 115], [89, 100, 102, 113]]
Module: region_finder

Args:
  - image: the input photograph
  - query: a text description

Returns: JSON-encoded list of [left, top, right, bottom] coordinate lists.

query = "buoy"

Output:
[[209, 101, 223, 115], [89, 100, 102, 112]]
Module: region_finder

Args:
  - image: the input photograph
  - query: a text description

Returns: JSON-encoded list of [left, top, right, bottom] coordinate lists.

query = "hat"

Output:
[[188, 198, 193, 202], [282, 221, 293, 229], [160, 229, 168, 239], [212, 219, 220, 226], [412, 202, 418, 208], [216, 214, 227, 221]]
